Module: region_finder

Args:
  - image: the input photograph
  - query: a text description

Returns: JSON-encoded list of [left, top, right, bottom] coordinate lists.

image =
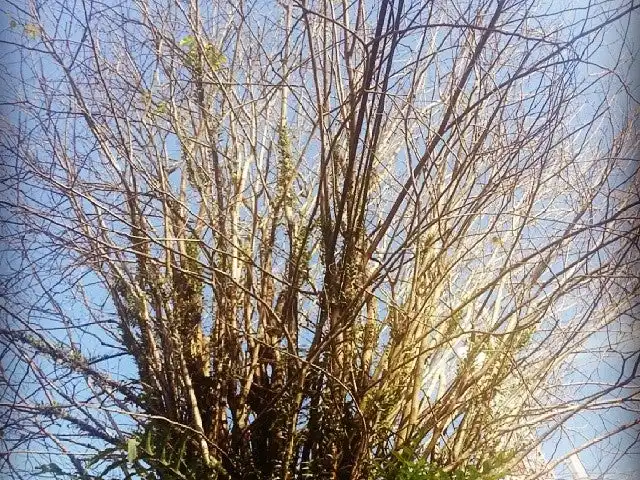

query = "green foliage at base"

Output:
[[378, 451, 513, 480]]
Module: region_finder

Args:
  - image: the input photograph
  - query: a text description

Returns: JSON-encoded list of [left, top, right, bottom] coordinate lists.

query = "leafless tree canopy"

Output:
[[0, 0, 639, 479]]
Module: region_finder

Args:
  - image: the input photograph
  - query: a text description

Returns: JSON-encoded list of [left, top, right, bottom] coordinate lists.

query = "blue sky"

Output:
[[1, 1, 639, 478]]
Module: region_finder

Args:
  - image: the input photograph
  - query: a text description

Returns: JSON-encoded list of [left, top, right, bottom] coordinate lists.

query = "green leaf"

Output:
[[174, 435, 188, 470], [23, 23, 40, 39], [86, 446, 119, 467], [36, 463, 64, 475], [99, 458, 128, 478], [179, 35, 195, 48], [127, 438, 138, 462]]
